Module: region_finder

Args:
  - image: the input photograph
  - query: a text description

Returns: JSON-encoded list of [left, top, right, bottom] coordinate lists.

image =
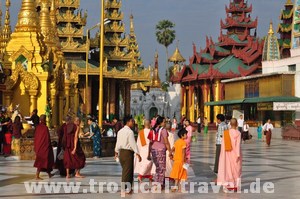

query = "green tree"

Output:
[[155, 20, 176, 81]]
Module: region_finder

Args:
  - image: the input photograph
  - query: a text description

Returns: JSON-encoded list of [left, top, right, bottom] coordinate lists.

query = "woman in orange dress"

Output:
[[170, 128, 188, 192]]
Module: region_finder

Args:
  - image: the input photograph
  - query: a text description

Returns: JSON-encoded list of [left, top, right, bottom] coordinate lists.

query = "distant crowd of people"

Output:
[[115, 115, 196, 194], [0, 106, 277, 194]]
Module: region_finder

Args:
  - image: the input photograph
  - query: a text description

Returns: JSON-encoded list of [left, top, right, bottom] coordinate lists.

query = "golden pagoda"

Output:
[[0, 0, 78, 128], [169, 43, 186, 76]]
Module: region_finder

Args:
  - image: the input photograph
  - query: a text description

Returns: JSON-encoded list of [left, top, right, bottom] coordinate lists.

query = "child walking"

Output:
[[170, 128, 188, 192]]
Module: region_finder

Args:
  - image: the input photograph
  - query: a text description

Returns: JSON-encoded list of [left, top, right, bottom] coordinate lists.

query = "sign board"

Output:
[[273, 102, 300, 111], [257, 102, 273, 111]]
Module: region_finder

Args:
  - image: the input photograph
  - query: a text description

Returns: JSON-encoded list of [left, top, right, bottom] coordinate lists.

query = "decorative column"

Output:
[[189, 85, 195, 122], [58, 93, 64, 125], [202, 80, 209, 121], [181, 86, 186, 116], [86, 78, 92, 114], [124, 81, 131, 116], [3, 90, 13, 108], [109, 79, 116, 117], [74, 84, 79, 116], [28, 90, 38, 114], [64, 79, 71, 116], [214, 79, 221, 122], [50, 84, 58, 127], [69, 83, 75, 114]]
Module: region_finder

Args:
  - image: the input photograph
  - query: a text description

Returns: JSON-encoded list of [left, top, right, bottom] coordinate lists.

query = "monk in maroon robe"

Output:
[[63, 117, 86, 178], [55, 116, 75, 176], [34, 115, 54, 180]]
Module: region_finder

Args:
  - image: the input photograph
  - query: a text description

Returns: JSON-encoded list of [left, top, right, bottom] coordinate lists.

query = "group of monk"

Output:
[[34, 115, 86, 180]]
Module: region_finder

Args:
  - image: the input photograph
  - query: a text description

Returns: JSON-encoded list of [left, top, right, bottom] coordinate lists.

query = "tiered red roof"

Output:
[[173, 0, 263, 84]]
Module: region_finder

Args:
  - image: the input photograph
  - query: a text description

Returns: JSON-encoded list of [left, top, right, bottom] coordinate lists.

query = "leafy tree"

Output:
[[155, 20, 176, 81]]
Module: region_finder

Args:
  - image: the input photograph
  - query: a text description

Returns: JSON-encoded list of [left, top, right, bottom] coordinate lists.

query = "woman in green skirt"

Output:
[[204, 117, 208, 135]]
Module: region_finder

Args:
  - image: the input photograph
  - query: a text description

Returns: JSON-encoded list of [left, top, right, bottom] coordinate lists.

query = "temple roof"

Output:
[[169, 47, 186, 63], [173, 55, 259, 83]]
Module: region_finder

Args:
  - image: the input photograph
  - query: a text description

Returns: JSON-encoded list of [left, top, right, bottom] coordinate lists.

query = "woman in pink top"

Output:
[[148, 116, 172, 189], [185, 120, 193, 163]]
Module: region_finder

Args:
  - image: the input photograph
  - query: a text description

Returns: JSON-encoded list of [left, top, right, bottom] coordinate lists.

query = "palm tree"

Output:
[[155, 20, 176, 81]]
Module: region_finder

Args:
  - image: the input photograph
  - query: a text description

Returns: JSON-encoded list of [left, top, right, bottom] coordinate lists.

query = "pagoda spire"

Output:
[[0, 0, 11, 56], [127, 14, 142, 68], [130, 14, 134, 34], [15, 0, 39, 32], [263, 21, 280, 61], [6, 0, 45, 72], [151, 51, 161, 88], [40, 0, 55, 48]]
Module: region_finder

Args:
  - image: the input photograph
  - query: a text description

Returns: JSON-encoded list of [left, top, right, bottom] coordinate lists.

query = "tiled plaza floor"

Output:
[[0, 132, 299, 198]]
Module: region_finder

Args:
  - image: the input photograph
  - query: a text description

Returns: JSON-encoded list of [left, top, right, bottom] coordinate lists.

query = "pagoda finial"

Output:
[[15, 0, 39, 32], [268, 20, 274, 35], [152, 51, 161, 88], [286, 0, 293, 5], [130, 13, 134, 33]]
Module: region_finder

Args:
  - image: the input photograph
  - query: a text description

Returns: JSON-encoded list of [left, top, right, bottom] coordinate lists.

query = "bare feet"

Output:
[[35, 177, 43, 180], [75, 175, 85, 178], [66, 175, 71, 179], [137, 177, 142, 183]]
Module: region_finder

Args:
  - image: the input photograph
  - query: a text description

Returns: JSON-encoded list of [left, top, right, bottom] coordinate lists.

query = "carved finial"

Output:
[[15, 0, 39, 32], [40, 0, 53, 45], [268, 20, 274, 35], [130, 13, 134, 33]]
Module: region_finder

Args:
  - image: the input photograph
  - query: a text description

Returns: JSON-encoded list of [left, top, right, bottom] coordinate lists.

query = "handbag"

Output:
[[57, 149, 64, 160]]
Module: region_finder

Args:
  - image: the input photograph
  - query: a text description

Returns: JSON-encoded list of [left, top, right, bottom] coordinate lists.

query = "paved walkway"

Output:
[[0, 132, 299, 198]]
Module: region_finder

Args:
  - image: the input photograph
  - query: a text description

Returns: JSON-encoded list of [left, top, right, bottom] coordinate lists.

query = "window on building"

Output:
[[245, 80, 259, 98], [288, 64, 296, 72]]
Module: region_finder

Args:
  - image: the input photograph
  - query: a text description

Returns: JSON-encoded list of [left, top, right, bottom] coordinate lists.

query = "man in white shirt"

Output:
[[263, 119, 274, 146], [115, 115, 141, 194], [237, 115, 244, 133]]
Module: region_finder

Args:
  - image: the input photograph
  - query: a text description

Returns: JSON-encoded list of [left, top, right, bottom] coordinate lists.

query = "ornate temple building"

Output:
[[172, 0, 264, 122], [199, 0, 300, 130], [277, 0, 294, 58], [0, 0, 76, 127], [131, 49, 184, 120], [85, 0, 149, 119], [0, 0, 149, 127]]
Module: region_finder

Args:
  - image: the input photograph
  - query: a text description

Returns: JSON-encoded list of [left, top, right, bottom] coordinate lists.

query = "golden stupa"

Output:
[[0, 0, 150, 127]]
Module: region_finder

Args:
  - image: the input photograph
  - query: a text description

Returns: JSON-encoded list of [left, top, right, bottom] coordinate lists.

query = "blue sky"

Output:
[[8, 0, 286, 81]]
